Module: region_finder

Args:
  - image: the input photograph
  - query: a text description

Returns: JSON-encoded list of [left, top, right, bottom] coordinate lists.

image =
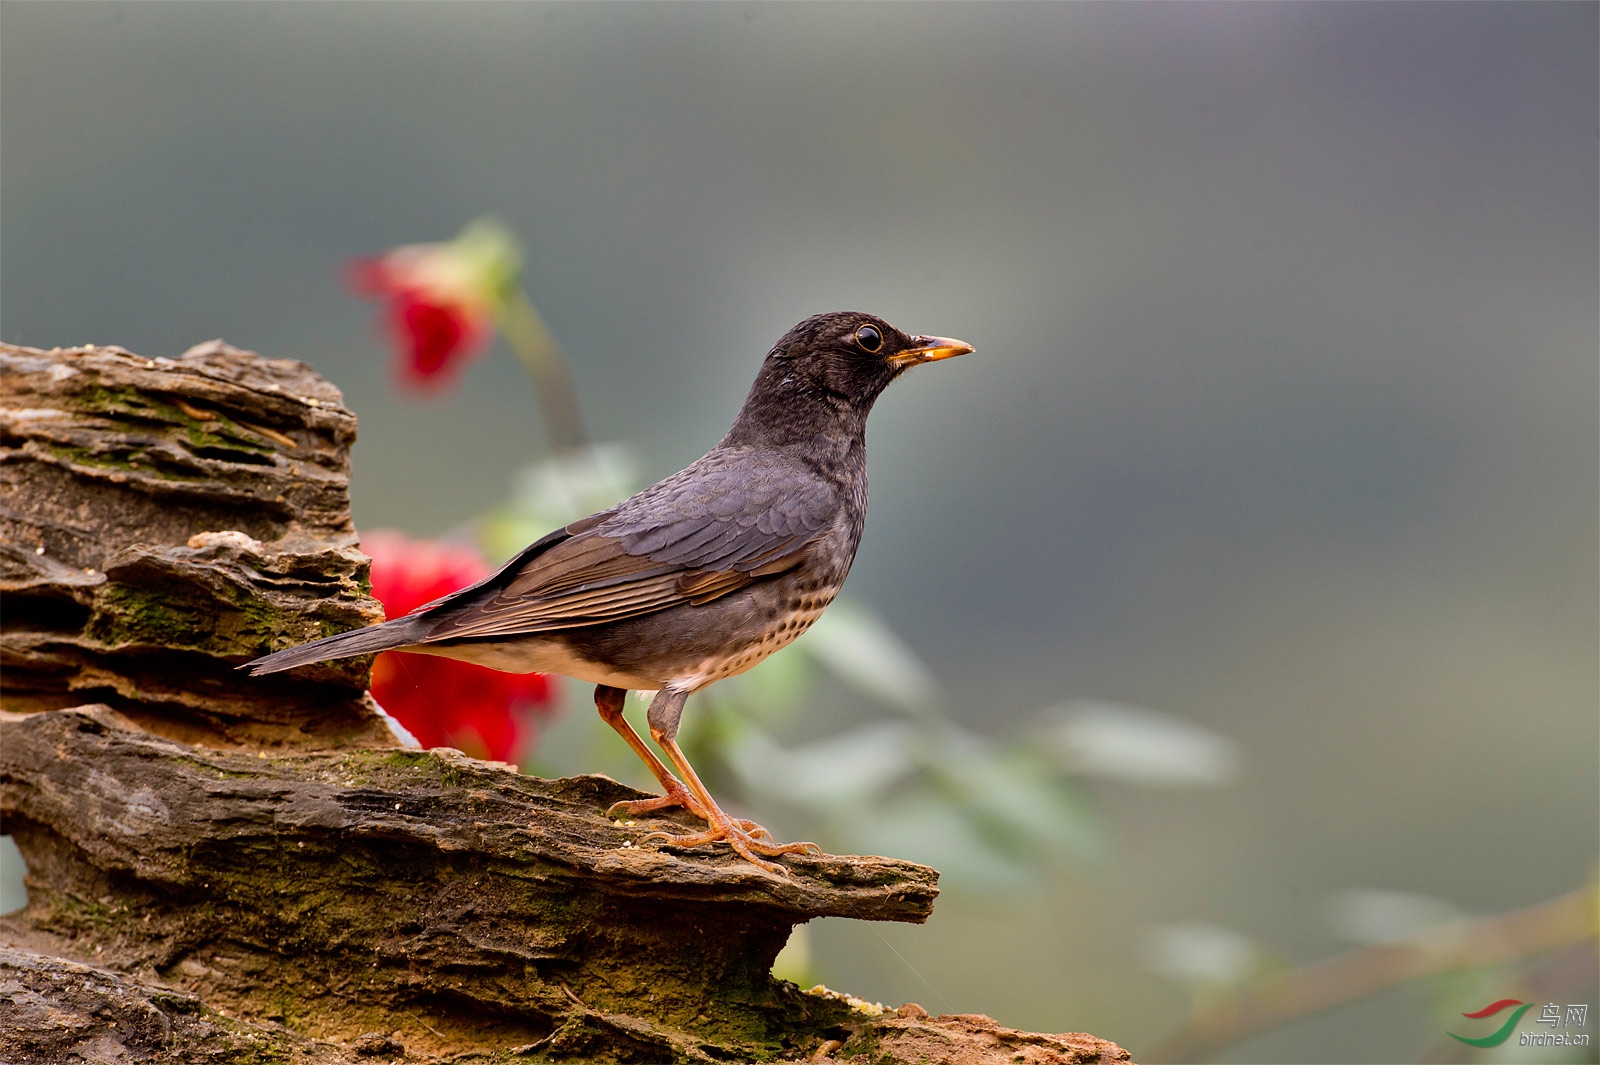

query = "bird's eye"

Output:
[[855, 324, 883, 353]]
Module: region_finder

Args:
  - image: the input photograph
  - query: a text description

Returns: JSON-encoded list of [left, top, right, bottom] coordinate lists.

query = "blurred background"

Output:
[[3, 4, 1595, 1061]]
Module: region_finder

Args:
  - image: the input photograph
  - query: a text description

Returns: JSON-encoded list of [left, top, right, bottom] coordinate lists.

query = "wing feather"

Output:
[[416, 449, 837, 644]]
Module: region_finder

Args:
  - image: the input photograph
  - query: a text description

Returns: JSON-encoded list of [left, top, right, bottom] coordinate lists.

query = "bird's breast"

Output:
[[667, 581, 838, 693]]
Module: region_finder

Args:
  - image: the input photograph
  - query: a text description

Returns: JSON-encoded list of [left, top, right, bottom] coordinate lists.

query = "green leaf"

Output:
[[724, 720, 917, 808], [836, 791, 1041, 894], [453, 217, 525, 297], [1034, 700, 1240, 788], [919, 728, 1105, 866], [798, 598, 940, 714], [479, 443, 640, 562], [710, 643, 814, 723], [964, 756, 1104, 865], [1141, 921, 1259, 987], [1326, 889, 1464, 945]]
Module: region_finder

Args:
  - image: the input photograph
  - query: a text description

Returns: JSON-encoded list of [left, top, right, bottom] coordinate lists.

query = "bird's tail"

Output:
[[242, 616, 427, 675]]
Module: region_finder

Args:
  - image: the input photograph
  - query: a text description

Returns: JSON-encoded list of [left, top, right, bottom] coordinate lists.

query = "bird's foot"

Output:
[[640, 809, 820, 876], [607, 778, 706, 821], [607, 782, 776, 841]]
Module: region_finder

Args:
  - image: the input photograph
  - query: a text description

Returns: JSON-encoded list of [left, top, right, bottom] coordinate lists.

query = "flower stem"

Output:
[[493, 286, 587, 451]]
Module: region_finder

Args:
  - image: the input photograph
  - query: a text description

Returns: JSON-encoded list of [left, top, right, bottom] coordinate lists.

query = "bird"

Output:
[[245, 311, 973, 873]]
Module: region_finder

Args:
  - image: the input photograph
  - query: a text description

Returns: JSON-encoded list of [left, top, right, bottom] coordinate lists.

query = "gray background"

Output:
[[4, 4, 1596, 1060]]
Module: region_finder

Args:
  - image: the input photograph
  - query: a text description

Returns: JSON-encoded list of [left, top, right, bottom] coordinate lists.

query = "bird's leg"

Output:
[[638, 689, 820, 875], [599, 687, 771, 839], [593, 685, 706, 820]]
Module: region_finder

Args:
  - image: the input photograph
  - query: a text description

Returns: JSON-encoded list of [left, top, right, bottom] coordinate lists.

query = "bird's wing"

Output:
[[418, 451, 837, 641]]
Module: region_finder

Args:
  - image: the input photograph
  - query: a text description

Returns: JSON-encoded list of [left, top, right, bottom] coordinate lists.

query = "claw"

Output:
[[607, 785, 776, 843], [607, 780, 707, 821], [640, 816, 820, 876], [737, 820, 777, 843], [596, 696, 823, 874]]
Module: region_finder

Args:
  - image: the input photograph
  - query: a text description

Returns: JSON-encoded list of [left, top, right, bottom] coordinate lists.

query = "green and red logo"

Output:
[[1448, 999, 1534, 1048]]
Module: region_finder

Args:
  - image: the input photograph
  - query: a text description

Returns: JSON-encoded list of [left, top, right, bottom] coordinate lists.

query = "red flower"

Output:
[[349, 258, 492, 389], [349, 220, 521, 390], [361, 529, 556, 763]]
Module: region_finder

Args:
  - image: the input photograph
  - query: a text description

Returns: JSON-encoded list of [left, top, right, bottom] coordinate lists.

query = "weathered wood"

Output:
[[1, 704, 948, 1061], [0, 946, 345, 1065], [1, 340, 386, 748], [0, 946, 1130, 1065]]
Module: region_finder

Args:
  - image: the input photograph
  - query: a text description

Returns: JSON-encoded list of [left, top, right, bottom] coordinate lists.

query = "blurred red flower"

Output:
[[349, 221, 521, 390], [349, 257, 493, 389], [362, 529, 556, 763]]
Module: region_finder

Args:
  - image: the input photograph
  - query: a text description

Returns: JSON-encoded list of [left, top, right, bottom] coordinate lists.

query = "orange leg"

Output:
[[593, 685, 705, 820], [643, 704, 820, 876], [593, 686, 772, 840]]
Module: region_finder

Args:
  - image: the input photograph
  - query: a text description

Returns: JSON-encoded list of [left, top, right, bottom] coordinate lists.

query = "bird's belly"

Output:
[[666, 597, 832, 693], [406, 638, 663, 691]]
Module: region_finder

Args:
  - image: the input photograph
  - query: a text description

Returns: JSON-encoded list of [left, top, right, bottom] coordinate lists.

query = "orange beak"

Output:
[[888, 335, 975, 368]]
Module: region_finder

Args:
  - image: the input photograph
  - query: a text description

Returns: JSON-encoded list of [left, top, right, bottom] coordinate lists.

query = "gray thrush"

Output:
[[246, 311, 973, 873]]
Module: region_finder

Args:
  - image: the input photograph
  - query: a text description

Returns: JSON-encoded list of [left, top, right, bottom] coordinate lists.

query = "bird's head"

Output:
[[755, 311, 973, 413]]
